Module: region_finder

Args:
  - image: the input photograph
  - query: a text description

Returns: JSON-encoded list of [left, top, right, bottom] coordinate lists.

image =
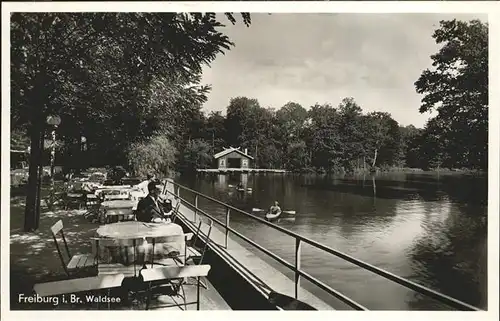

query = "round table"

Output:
[[101, 200, 137, 209], [97, 221, 183, 239], [129, 190, 146, 201], [96, 221, 185, 265]]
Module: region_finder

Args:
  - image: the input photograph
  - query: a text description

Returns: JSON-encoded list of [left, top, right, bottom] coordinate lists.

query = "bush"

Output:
[[178, 139, 212, 173], [107, 166, 127, 184], [127, 133, 177, 178]]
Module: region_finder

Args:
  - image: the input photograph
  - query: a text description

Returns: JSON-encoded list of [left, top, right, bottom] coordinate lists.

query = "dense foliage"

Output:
[[177, 19, 488, 173], [127, 133, 177, 177], [10, 15, 487, 230], [11, 12, 250, 231], [415, 19, 488, 170], [184, 97, 414, 173]]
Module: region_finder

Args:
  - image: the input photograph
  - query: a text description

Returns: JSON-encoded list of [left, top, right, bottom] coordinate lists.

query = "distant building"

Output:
[[213, 147, 254, 169]]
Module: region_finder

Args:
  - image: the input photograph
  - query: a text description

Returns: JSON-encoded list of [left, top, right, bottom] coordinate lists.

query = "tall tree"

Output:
[[204, 111, 227, 154], [11, 12, 251, 231], [363, 112, 400, 169], [179, 139, 213, 173], [337, 97, 364, 170], [415, 19, 488, 170], [224, 96, 261, 147], [307, 104, 344, 171]]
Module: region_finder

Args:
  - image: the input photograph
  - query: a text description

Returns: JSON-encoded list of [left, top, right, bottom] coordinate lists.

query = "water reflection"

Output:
[[408, 201, 487, 310], [179, 172, 487, 310]]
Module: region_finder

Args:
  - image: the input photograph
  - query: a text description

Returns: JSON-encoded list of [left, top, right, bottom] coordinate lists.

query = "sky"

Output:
[[201, 13, 487, 128]]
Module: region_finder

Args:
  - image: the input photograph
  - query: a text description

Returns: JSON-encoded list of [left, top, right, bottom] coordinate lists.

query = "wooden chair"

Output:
[[91, 237, 146, 278], [183, 218, 213, 289], [140, 265, 211, 310], [186, 218, 213, 264], [63, 192, 86, 210], [169, 202, 182, 223], [33, 274, 125, 310], [85, 193, 100, 208], [51, 220, 96, 277], [103, 208, 135, 224], [83, 194, 101, 221], [145, 233, 194, 268]]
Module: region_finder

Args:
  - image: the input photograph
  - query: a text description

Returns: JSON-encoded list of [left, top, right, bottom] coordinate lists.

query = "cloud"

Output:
[[201, 13, 487, 127]]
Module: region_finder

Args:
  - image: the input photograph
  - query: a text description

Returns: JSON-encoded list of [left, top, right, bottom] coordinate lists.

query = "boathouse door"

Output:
[[228, 158, 241, 168]]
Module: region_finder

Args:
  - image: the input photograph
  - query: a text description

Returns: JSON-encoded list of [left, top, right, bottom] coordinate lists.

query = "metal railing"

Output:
[[162, 179, 482, 311]]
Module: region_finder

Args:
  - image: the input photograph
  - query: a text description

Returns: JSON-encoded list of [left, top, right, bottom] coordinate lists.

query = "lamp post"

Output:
[[81, 136, 87, 170], [46, 115, 61, 184]]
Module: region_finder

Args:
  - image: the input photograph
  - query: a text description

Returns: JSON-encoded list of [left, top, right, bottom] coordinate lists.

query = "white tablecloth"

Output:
[[96, 221, 185, 264], [101, 200, 138, 209]]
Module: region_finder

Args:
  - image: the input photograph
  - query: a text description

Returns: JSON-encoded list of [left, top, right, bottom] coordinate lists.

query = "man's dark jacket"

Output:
[[136, 195, 165, 222]]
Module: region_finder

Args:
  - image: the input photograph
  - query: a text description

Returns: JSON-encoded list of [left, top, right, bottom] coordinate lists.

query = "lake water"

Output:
[[177, 172, 488, 310]]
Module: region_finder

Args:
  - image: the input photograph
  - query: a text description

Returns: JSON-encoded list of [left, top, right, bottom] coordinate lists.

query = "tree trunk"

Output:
[[35, 129, 45, 224], [372, 176, 377, 198], [255, 144, 258, 168], [372, 148, 378, 168], [24, 124, 44, 232]]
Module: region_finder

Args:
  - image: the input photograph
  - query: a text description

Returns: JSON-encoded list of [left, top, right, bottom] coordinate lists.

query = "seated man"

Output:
[[136, 182, 170, 223]]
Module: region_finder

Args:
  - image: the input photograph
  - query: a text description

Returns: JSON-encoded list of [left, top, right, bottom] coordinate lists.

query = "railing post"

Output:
[[194, 194, 198, 223], [162, 179, 168, 195], [176, 186, 180, 200], [295, 238, 302, 299], [225, 207, 230, 249]]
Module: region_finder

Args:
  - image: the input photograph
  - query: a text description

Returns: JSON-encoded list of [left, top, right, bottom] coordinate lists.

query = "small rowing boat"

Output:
[[266, 210, 282, 221]]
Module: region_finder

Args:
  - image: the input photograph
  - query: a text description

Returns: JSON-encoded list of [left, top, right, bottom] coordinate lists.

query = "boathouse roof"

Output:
[[213, 147, 254, 160]]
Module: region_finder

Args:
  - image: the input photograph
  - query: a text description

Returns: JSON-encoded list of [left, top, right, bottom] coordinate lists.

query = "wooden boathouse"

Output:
[[214, 147, 253, 170], [198, 147, 286, 174]]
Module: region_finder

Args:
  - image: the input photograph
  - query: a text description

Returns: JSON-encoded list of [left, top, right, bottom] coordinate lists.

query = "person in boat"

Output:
[[269, 201, 281, 215], [136, 182, 169, 223], [236, 182, 244, 190]]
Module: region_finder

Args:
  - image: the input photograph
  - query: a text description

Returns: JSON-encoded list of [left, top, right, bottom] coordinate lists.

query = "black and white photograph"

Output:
[[1, 1, 498, 318]]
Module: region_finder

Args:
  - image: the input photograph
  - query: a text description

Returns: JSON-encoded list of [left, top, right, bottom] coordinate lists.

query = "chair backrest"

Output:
[[104, 208, 135, 224], [198, 219, 213, 263], [34, 274, 125, 297], [140, 264, 211, 283], [191, 220, 203, 246], [50, 220, 71, 276], [170, 202, 181, 222]]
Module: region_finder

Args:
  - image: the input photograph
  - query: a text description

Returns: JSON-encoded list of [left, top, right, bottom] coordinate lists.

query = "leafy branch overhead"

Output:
[[11, 12, 251, 166], [11, 12, 252, 231]]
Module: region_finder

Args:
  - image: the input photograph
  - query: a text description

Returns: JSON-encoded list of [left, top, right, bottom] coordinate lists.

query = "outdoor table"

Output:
[[129, 190, 146, 201], [99, 185, 132, 190], [103, 193, 130, 201], [95, 186, 132, 197], [96, 221, 185, 266], [101, 200, 138, 209], [99, 200, 138, 224]]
